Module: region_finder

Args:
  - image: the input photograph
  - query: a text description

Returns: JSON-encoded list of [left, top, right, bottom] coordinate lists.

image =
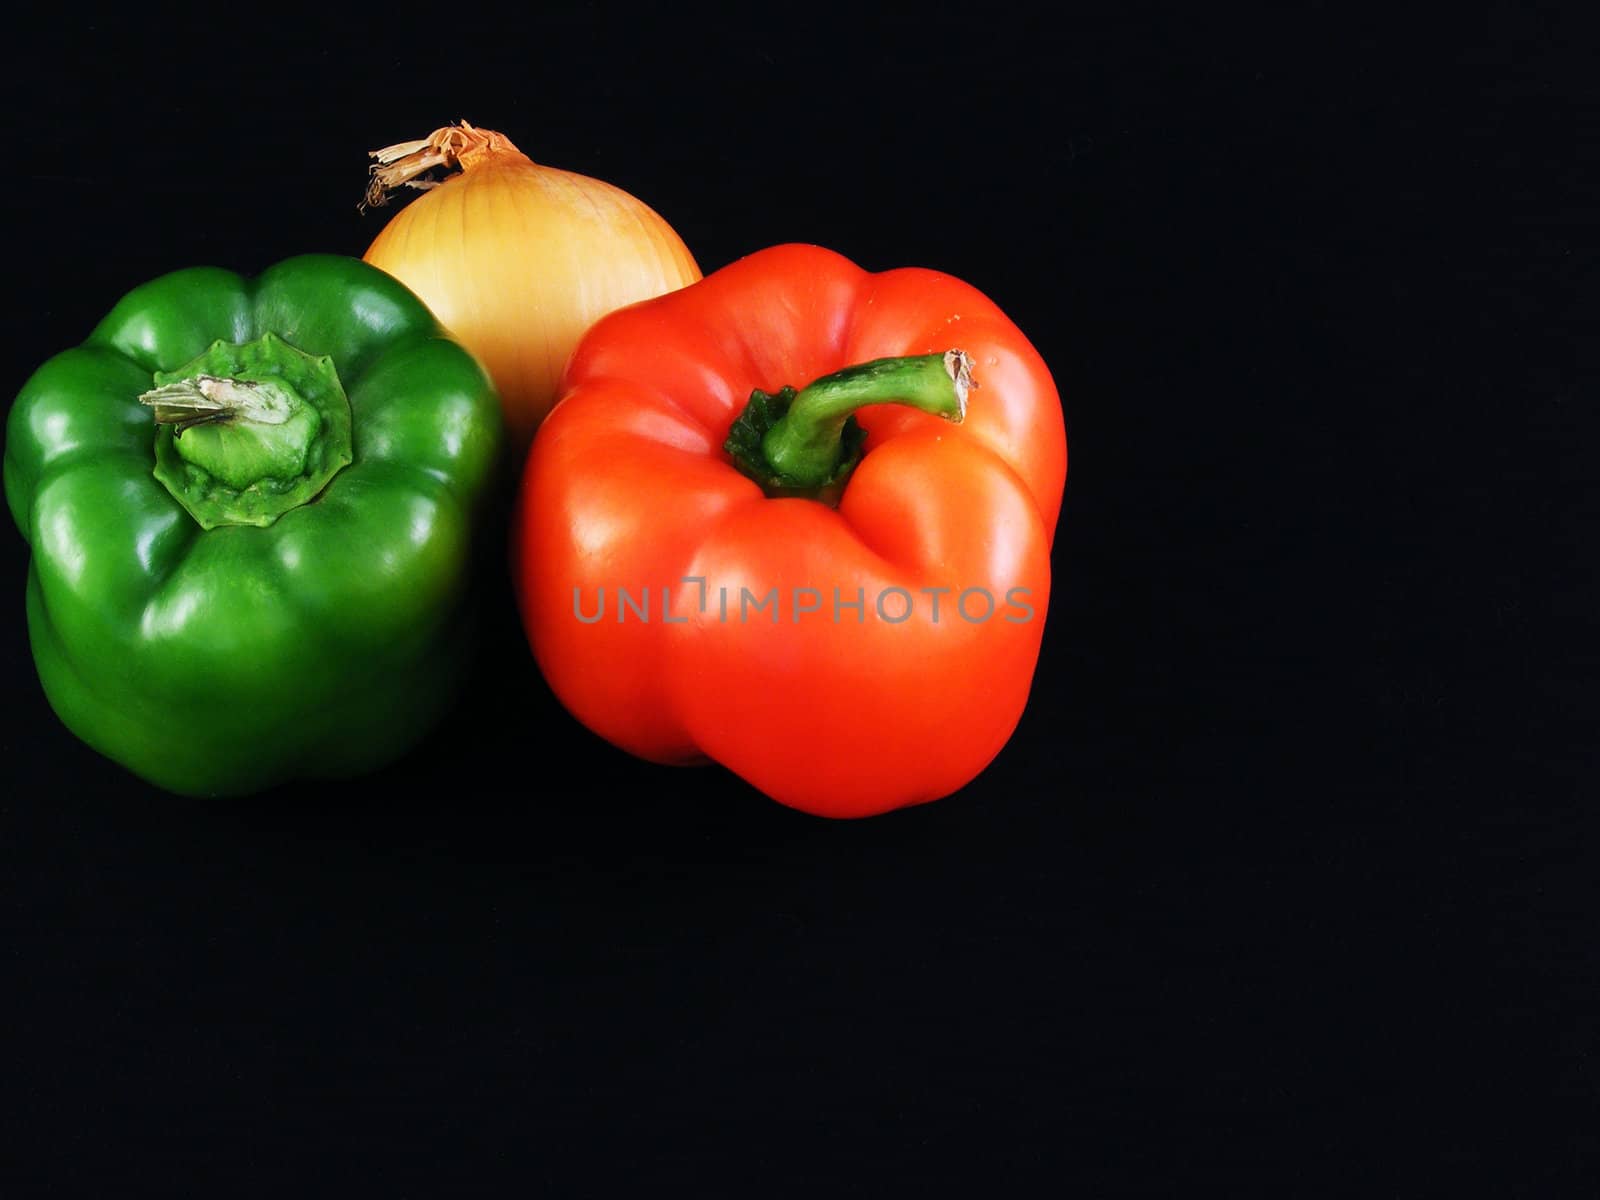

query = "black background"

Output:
[[2, 4, 1595, 1193]]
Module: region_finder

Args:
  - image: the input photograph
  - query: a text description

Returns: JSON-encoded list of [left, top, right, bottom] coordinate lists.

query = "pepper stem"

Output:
[[138, 333, 354, 530], [139, 375, 295, 436], [724, 350, 974, 497], [362, 121, 523, 210]]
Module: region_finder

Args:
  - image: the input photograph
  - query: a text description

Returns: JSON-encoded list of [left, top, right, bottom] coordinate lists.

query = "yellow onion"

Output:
[[362, 122, 701, 446]]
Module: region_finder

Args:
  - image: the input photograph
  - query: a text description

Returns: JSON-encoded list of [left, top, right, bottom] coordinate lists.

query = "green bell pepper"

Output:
[[4, 255, 504, 795]]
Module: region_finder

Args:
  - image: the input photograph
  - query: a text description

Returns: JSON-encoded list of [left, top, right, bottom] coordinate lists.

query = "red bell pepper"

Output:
[[514, 244, 1066, 817]]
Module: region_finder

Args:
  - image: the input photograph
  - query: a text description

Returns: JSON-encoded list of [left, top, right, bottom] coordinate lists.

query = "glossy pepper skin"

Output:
[[515, 244, 1066, 818], [4, 255, 503, 795]]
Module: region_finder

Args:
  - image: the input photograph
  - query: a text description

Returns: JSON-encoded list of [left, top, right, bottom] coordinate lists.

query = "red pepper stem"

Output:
[[726, 350, 973, 495]]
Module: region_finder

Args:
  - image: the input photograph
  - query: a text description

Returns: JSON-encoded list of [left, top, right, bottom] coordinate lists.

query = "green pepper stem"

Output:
[[139, 375, 296, 436], [139, 333, 354, 529], [724, 350, 974, 495]]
